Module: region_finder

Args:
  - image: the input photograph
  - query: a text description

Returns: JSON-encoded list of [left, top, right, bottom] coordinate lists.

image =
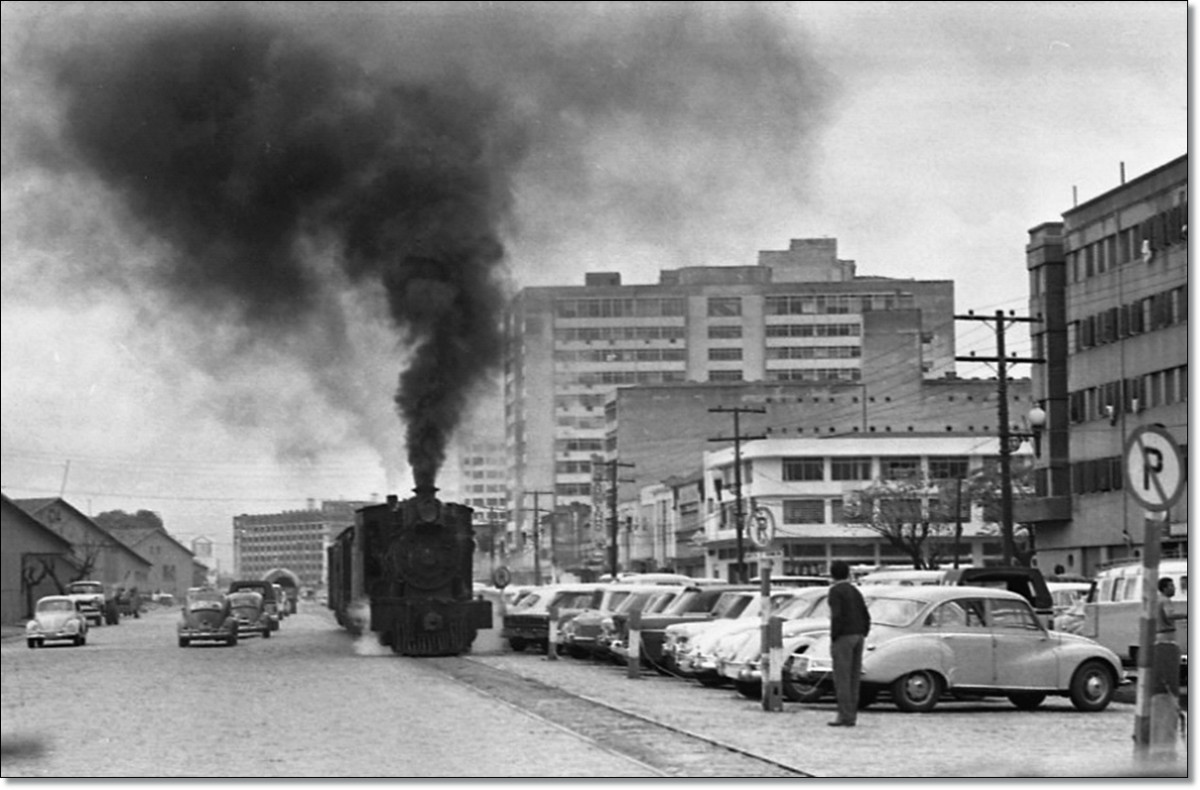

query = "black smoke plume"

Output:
[[10, 3, 836, 489], [44, 13, 519, 489]]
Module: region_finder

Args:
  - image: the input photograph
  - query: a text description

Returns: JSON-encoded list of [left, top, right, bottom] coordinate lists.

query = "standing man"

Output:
[[827, 560, 870, 727], [1155, 576, 1186, 697]]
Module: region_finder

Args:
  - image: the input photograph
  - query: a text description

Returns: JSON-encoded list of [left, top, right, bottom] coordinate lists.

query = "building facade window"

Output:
[[707, 296, 742, 317], [782, 457, 825, 481], [782, 499, 826, 524], [831, 457, 872, 480]]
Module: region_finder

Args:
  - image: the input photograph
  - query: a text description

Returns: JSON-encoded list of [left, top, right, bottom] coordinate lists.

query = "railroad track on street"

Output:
[[429, 656, 813, 778]]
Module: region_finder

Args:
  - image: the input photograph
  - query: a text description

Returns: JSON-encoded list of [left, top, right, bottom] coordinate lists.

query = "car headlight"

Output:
[[600, 617, 614, 631], [66, 620, 80, 633], [25, 621, 39, 633]]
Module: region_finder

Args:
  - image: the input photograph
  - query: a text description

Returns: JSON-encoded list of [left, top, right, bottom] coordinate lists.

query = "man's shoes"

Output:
[[827, 720, 855, 727]]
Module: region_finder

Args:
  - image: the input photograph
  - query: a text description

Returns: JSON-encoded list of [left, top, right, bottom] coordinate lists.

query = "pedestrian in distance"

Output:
[[827, 559, 870, 727]]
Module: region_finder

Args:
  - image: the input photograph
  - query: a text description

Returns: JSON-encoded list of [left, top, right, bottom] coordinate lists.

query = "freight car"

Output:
[[327, 489, 492, 656]]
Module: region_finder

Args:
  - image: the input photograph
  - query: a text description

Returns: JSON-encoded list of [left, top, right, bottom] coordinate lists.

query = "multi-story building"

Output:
[[1019, 154, 1187, 575], [454, 435, 509, 578], [504, 237, 957, 573], [232, 500, 373, 591], [697, 436, 1031, 581]]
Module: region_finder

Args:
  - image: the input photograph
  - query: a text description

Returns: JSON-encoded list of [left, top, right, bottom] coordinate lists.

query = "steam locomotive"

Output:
[[327, 489, 492, 656]]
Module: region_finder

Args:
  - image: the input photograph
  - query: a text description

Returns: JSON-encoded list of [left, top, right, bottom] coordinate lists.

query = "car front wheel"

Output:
[[892, 670, 943, 712], [1069, 660, 1115, 712], [782, 668, 828, 703], [178, 637, 190, 648], [27, 639, 38, 649]]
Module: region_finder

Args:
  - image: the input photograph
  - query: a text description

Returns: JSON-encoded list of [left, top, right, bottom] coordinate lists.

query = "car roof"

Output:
[[860, 570, 947, 584], [37, 595, 74, 604], [862, 584, 1029, 604]]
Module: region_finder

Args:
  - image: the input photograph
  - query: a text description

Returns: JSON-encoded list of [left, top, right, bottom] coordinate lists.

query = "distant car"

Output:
[[65, 580, 107, 627], [789, 586, 1125, 713], [227, 590, 272, 639], [228, 581, 280, 631], [26, 595, 89, 648], [178, 590, 239, 647]]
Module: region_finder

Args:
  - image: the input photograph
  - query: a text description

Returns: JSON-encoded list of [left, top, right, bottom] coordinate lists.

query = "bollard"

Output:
[[762, 616, 784, 712], [546, 604, 559, 661], [626, 609, 642, 679]]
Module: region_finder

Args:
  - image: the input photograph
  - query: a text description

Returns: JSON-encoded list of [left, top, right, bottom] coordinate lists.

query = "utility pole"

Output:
[[525, 490, 555, 584], [709, 406, 767, 583], [596, 459, 635, 579], [955, 310, 1043, 565]]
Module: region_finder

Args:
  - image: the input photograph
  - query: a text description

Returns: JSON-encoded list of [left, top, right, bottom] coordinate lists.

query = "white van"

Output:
[[1079, 559, 1188, 665]]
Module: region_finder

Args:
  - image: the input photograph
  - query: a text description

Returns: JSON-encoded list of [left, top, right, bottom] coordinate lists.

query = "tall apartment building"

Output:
[[1020, 155, 1187, 576], [503, 238, 957, 569], [232, 499, 374, 591]]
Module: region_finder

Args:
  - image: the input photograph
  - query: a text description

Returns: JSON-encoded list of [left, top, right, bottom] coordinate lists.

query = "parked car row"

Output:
[[499, 568, 1136, 715]]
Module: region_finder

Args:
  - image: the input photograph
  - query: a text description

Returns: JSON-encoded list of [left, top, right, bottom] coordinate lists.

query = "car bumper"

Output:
[[27, 629, 80, 642]]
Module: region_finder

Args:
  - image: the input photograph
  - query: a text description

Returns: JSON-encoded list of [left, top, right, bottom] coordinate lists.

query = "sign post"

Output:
[[1123, 425, 1185, 761]]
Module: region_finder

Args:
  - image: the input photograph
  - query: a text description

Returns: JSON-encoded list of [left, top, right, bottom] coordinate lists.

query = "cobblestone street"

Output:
[[1, 604, 1187, 778]]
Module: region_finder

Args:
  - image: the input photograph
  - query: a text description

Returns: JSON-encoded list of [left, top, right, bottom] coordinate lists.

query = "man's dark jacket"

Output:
[[829, 581, 871, 640]]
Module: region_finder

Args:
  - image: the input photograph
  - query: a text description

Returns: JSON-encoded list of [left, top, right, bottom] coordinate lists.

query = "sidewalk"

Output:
[[2, 624, 26, 642]]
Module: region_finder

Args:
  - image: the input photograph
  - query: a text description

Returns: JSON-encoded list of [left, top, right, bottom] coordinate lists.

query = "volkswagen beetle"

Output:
[[26, 595, 89, 648], [178, 589, 239, 647]]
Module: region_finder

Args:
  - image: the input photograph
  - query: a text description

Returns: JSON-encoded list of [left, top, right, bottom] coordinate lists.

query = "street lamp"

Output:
[[1026, 406, 1046, 458]]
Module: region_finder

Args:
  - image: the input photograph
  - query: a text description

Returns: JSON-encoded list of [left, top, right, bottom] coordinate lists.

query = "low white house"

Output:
[[700, 435, 1034, 580]]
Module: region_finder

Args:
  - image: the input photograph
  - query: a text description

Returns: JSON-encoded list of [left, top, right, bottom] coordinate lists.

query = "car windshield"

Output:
[[712, 592, 753, 618], [552, 591, 596, 610], [188, 592, 225, 607], [775, 593, 823, 619], [643, 591, 679, 614], [37, 599, 74, 613], [228, 593, 261, 606], [69, 583, 103, 595], [866, 596, 927, 627]]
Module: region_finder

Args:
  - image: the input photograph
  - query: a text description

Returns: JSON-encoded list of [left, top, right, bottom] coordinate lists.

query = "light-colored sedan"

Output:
[[789, 585, 1125, 713], [26, 595, 89, 648]]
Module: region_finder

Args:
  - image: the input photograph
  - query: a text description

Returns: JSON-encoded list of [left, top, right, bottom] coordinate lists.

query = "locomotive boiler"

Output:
[[327, 488, 492, 656]]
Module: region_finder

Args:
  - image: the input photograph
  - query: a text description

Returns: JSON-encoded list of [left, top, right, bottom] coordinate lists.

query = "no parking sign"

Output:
[[1123, 425, 1185, 511]]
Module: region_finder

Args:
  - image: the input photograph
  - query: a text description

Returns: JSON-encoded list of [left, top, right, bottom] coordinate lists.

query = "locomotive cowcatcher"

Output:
[[328, 488, 492, 656]]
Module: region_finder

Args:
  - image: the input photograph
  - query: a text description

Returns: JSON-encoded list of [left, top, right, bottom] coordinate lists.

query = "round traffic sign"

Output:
[[747, 506, 776, 549], [1124, 425, 1185, 511], [490, 566, 512, 589]]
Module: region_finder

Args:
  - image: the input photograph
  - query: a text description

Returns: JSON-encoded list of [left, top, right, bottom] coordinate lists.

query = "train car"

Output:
[[327, 490, 492, 656]]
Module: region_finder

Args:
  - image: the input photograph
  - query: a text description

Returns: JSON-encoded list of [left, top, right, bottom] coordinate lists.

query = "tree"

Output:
[[962, 458, 1037, 566], [842, 475, 960, 569], [94, 509, 164, 533]]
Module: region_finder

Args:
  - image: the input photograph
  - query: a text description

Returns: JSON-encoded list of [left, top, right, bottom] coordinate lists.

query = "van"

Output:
[[1079, 559, 1188, 666]]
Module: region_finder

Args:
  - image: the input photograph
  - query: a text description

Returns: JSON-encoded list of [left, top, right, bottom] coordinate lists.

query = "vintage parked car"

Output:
[[65, 580, 107, 627], [178, 589, 239, 647], [228, 580, 281, 631], [26, 595, 89, 648], [612, 584, 758, 671], [672, 587, 827, 689], [566, 585, 685, 661], [501, 584, 605, 653], [227, 590, 273, 639], [788, 586, 1126, 713]]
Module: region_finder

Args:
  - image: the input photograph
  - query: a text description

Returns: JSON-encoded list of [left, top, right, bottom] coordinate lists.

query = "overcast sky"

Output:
[[0, 1, 1186, 568]]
